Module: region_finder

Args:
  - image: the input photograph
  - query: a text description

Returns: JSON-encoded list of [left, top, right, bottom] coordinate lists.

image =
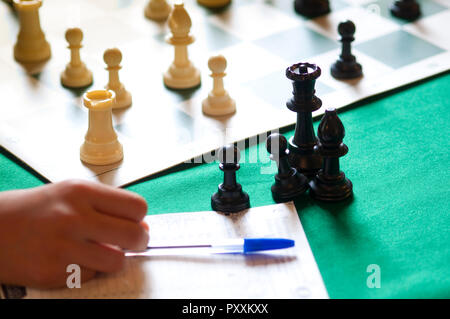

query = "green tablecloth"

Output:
[[1, 73, 449, 299]]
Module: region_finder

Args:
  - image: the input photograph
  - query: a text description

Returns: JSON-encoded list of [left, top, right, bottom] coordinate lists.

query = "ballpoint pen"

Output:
[[125, 238, 295, 257]]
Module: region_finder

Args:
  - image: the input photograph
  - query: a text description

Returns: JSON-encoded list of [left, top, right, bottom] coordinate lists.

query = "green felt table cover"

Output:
[[1, 73, 449, 299]]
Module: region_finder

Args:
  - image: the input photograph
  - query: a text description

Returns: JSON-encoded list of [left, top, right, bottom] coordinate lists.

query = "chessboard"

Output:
[[0, 0, 449, 187]]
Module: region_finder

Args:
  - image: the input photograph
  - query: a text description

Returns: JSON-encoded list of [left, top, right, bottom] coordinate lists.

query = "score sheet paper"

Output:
[[26, 202, 328, 299]]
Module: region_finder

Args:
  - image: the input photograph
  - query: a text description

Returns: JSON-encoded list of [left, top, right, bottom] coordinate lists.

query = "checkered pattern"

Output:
[[0, 0, 448, 186]]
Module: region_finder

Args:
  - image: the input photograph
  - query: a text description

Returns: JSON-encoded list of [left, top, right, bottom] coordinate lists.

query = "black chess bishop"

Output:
[[390, 0, 421, 21], [286, 62, 323, 179], [309, 108, 353, 202], [266, 133, 309, 202], [331, 20, 363, 80], [294, 0, 330, 18], [211, 144, 250, 213]]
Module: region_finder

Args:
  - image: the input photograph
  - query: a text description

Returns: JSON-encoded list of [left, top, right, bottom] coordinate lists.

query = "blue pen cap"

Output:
[[243, 238, 295, 253]]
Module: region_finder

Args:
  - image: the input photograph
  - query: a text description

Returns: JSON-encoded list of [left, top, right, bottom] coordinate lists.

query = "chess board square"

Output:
[[0, 57, 74, 121], [243, 69, 335, 110], [40, 0, 105, 36], [253, 25, 339, 63], [207, 2, 302, 41], [310, 48, 394, 90], [78, 15, 148, 53], [267, 0, 349, 18], [0, 3, 17, 45], [88, 0, 138, 10], [403, 10, 450, 50], [304, 6, 400, 44], [362, 0, 448, 25], [215, 42, 287, 84], [355, 30, 445, 69], [193, 20, 242, 52], [343, 0, 375, 5], [433, 0, 450, 8]]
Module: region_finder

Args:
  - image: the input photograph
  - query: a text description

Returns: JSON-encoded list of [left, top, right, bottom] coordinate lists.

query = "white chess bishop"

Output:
[[163, 2, 201, 89], [104, 48, 132, 109], [202, 55, 236, 116], [145, 0, 172, 21], [80, 90, 123, 166], [13, 0, 51, 65], [60, 28, 93, 88]]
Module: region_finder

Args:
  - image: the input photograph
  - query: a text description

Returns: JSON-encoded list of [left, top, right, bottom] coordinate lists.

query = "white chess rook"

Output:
[[13, 0, 51, 64], [80, 90, 123, 166], [163, 3, 201, 89], [145, 0, 172, 21], [202, 55, 235, 116], [104, 48, 132, 109], [61, 28, 93, 88]]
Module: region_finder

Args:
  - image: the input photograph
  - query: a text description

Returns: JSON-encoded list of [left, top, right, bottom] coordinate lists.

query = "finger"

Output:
[[80, 209, 149, 251], [66, 241, 126, 274], [75, 181, 148, 222], [140, 220, 149, 232], [80, 267, 97, 283]]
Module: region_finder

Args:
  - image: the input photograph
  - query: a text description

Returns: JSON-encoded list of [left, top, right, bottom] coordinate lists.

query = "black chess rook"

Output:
[[309, 108, 353, 202], [330, 20, 363, 80], [390, 0, 421, 21], [266, 133, 309, 202], [211, 144, 250, 213], [286, 62, 323, 179], [294, 0, 330, 18]]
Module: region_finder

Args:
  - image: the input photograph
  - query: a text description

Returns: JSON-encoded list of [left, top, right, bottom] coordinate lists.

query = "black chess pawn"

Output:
[[286, 62, 323, 179], [266, 133, 309, 202], [309, 108, 353, 202], [330, 20, 363, 80], [390, 0, 421, 21], [294, 0, 330, 18], [211, 144, 250, 213]]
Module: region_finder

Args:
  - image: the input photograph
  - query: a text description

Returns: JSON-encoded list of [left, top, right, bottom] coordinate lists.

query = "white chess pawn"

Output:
[[145, 0, 172, 21], [202, 55, 235, 116], [13, 0, 51, 64], [163, 2, 201, 89], [80, 89, 123, 166], [61, 28, 93, 88], [104, 48, 132, 109]]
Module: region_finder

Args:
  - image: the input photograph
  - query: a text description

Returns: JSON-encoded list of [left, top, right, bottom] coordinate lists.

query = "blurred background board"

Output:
[[0, 0, 448, 186]]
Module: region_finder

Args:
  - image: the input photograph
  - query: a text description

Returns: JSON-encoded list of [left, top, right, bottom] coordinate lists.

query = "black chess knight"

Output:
[[309, 108, 353, 202], [211, 144, 250, 213], [286, 62, 323, 179], [331, 20, 363, 80], [267, 133, 309, 202]]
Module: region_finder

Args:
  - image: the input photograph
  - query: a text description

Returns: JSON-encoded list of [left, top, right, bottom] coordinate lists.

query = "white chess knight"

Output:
[[104, 48, 132, 109], [60, 28, 93, 88], [202, 55, 236, 116], [163, 2, 201, 89], [145, 0, 172, 21], [13, 0, 51, 64], [80, 90, 123, 166]]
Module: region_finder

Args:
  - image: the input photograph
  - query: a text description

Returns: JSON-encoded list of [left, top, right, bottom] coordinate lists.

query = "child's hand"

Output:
[[0, 180, 149, 289]]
